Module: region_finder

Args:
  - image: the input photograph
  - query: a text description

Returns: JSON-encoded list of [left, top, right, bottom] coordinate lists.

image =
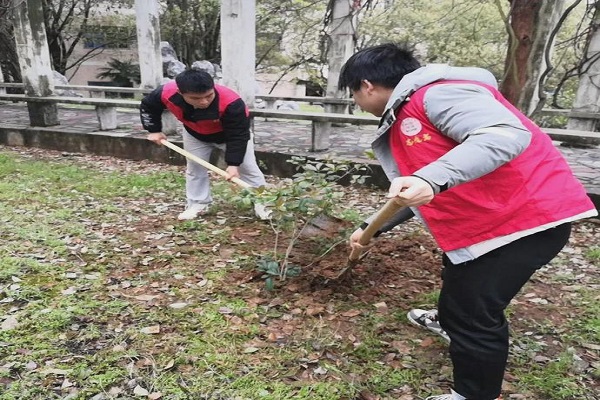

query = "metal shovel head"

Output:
[[329, 197, 407, 282], [330, 249, 371, 281]]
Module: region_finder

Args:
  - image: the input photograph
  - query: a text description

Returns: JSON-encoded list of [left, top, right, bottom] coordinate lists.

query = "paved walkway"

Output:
[[1, 103, 599, 201]]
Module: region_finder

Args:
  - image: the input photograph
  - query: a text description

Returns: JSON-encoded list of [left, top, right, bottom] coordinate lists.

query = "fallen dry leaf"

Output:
[[1, 316, 18, 331], [373, 302, 388, 313], [140, 325, 161, 334], [341, 309, 362, 317], [133, 385, 149, 396]]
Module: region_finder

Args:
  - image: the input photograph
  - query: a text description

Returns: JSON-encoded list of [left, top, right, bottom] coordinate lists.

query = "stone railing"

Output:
[[1, 90, 598, 149]]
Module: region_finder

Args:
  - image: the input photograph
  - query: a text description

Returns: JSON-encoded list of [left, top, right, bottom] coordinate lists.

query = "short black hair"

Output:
[[175, 69, 215, 93], [338, 43, 421, 91]]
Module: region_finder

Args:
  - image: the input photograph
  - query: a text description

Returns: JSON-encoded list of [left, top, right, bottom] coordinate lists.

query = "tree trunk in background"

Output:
[[13, 0, 58, 126], [0, 27, 21, 84], [0, 2, 21, 84], [567, 3, 600, 132], [163, 0, 220, 65], [521, 0, 565, 115], [500, 0, 563, 113]]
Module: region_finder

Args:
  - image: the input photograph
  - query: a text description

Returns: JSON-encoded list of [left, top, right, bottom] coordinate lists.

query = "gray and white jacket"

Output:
[[366, 64, 573, 263]]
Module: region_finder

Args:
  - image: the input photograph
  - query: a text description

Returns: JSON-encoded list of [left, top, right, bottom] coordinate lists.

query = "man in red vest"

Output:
[[140, 69, 269, 220], [339, 43, 597, 400]]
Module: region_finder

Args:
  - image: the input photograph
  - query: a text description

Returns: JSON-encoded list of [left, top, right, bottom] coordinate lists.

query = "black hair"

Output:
[[338, 43, 421, 91], [175, 69, 215, 93]]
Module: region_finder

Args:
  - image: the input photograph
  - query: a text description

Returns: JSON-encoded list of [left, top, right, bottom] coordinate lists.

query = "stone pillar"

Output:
[[326, 1, 356, 100], [0, 68, 5, 95], [221, 0, 256, 106], [13, 0, 58, 126], [135, 0, 163, 90], [312, 122, 331, 152], [321, 0, 358, 145]]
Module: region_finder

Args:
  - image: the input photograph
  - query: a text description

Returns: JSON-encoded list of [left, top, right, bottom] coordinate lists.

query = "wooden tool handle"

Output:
[[160, 139, 252, 189], [349, 198, 406, 261]]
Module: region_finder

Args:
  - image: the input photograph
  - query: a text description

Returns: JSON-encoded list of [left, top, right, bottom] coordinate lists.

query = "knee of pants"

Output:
[[440, 302, 510, 360], [186, 163, 209, 178]]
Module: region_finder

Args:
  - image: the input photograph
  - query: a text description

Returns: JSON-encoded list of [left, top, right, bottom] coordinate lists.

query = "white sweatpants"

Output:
[[182, 130, 266, 207]]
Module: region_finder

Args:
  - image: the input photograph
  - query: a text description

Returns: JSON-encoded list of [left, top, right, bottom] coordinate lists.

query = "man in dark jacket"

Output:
[[140, 69, 269, 220]]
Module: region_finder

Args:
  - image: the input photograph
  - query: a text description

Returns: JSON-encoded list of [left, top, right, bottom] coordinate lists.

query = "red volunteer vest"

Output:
[[160, 81, 247, 135], [390, 80, 594, 251]]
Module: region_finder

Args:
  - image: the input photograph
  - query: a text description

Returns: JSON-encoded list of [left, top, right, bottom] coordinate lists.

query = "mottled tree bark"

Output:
[[13, 0, 58, 126], [500, 0, 564, 113]]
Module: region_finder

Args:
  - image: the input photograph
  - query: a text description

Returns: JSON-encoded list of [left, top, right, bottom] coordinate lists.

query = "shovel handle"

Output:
[[349, 198, 406, 261], [160, 139, 252, 189]]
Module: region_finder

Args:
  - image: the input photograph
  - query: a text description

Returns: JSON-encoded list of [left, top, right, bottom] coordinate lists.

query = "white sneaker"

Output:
[[426, 389, 464, 400], [426, 395, 453, 400], [407, 308, 450, 342], [426, 391, 499, 400], [253, 203, 272, 220], [177, 203, 209, 220]]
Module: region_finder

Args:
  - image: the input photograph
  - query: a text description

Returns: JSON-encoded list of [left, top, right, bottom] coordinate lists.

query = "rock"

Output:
[[52, 71, 82, 97], [191, 60, 216, 77], [161, 41, 187, 78], [166, 60, 186, 78], [276, 100, 300, 111], [160, 41, 178, 63]]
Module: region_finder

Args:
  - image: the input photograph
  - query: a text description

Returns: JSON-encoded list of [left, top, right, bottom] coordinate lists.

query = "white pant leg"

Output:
[[238, 139, 267, 188], [213, 138, 266, 188], [182, 130, 217, 207]]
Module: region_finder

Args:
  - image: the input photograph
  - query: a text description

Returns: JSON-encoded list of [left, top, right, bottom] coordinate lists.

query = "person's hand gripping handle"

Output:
[[150, 136, 252, 189]]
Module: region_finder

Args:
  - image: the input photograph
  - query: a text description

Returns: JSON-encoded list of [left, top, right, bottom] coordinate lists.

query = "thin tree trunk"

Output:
[[0, 0, 22, 83], [520, 0, 565, 115], [500, 0, 563, 113]]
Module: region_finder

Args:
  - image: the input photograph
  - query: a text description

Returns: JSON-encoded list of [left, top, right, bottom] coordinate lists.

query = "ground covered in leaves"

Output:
[[0, 146, 599, 400]]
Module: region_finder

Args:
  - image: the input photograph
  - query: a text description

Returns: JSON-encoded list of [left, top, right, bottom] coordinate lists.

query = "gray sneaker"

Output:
[[407, 308, 450, 342]]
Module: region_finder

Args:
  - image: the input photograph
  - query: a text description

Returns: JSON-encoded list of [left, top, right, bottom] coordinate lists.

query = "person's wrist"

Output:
[[411, 174, 446, 193]]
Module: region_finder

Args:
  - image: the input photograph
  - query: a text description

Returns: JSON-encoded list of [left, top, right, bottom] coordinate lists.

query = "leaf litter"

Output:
[[0, 146, 598, 399]]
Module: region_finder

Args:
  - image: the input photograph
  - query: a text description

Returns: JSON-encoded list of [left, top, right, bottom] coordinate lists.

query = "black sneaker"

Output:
[[407, 308, 450, 342]]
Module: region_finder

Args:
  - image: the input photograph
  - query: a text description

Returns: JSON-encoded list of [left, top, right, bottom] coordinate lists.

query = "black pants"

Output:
[[438, 223, 572, 400]]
